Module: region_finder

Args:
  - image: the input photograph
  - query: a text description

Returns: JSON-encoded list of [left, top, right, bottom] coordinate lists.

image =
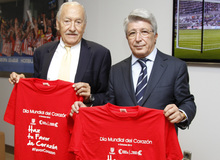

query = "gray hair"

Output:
[[56, 1, 87, 23], [124, 8, 157, 35]]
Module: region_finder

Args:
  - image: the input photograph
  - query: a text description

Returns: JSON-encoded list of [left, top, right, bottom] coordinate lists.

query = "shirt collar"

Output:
[[131, 47, 157, 66], [60, 38, 82, 50]]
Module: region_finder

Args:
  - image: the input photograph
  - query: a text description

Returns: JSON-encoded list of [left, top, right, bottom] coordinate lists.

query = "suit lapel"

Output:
[[121, 56, 137, 105], [141, 50, 168, 106], [41, 41, 59, 79], [74, 39, 91, 82]]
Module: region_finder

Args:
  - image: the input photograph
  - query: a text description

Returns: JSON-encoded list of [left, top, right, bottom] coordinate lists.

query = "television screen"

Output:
[[173, 0, 220, 63]]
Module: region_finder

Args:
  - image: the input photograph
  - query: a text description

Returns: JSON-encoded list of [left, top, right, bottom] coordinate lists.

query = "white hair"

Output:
[[56, 1, 87, 23], [124, 8, 157, 35]]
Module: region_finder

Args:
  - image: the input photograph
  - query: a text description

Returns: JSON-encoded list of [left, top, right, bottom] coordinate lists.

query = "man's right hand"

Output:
[[8, 72, 25, 85], [70, 101, 87, 116]]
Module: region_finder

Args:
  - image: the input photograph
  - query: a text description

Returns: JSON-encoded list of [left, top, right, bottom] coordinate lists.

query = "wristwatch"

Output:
[[89, 94, 95, 103]]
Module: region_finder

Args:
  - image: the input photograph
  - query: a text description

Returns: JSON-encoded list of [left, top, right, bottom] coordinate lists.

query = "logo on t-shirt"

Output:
[[109, 147, 115, 155]]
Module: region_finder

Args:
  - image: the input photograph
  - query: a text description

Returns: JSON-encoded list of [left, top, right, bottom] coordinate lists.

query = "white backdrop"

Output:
[[79, 0, 173, 64], [1, 0, 220, 159]]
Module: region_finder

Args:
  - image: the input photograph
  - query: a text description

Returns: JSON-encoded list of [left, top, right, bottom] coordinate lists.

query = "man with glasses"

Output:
[[107, 8, 196, 129], [72, 8, 196, 130]]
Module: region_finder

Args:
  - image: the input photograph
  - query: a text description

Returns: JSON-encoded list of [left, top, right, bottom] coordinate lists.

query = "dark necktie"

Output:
[[136, 58, 148, 105]]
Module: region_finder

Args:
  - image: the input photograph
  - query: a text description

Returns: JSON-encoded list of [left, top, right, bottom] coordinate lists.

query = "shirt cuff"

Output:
[[179, 109, 188, 122]]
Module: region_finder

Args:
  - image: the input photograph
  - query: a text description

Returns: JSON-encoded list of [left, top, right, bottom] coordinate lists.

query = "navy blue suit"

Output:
[[106, 50, 196, 129], [33, 38, 111, 105]]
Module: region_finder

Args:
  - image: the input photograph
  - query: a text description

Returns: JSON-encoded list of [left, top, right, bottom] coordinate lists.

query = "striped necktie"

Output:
[[58, 46, 71, 81], [135, 58, 148, 105]]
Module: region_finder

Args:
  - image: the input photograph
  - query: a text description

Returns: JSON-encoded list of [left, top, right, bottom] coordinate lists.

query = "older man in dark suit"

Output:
[[9, 2, 111, 106]]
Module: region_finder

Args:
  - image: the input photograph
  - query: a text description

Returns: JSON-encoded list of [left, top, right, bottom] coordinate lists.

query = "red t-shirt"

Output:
[[4, 78, 83, 160], [69, 103, 183, 160]]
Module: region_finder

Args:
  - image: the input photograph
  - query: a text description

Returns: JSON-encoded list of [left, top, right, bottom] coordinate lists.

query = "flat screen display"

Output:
[[173, 0, 220, 63]]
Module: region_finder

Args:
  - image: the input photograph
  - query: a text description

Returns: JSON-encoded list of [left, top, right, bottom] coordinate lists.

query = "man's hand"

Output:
[[8, 72, 25, 85], [164, 104, 186, 124], [70, 101, 87, 116], [73, 82, 91, 103]]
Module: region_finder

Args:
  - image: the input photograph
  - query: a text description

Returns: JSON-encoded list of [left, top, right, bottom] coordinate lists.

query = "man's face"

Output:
[[126, 21, 158, 58], [56, 4, 86, 47]]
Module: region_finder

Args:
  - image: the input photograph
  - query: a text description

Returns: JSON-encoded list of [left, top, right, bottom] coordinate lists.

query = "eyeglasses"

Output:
[[127, 29, 154, 39]]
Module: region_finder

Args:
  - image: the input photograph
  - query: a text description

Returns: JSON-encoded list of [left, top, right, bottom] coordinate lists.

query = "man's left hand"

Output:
[[164, 104, 185, 124]]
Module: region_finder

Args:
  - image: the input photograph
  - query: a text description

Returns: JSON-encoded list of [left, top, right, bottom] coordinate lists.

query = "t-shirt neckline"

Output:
[[105, 103, 141, 119], [29, 78, 60, 93]]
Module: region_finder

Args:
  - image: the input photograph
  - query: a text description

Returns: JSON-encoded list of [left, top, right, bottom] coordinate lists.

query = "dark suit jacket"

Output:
[[106, 50, 196, 129], [33, 38, 111, 106]]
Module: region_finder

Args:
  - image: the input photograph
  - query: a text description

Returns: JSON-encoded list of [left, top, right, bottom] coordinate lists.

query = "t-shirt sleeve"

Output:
[[68, 112, 83, 156], [165, 120, 183, 160], [4, 83, 18, 125], [66, 95, 84, 134]]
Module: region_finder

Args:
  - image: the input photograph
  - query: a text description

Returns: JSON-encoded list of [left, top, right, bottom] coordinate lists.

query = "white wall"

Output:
[[0, 77, 14, 146], [179, 64, 220, 159], [0, 0, 220, 159], [80, 0, 173, 64]]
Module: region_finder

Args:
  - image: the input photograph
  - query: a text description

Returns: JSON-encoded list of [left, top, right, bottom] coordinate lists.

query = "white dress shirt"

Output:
[[131, 47, 157, 92], [47, 39, 81, 82]]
